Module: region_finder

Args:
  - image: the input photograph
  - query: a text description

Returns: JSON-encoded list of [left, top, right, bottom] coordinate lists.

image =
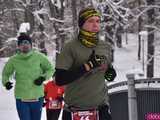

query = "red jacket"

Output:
[[44, 81, 64, 109]]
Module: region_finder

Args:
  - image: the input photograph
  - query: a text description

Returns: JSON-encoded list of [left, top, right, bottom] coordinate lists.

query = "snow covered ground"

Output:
[[0, 33, 160, 120]]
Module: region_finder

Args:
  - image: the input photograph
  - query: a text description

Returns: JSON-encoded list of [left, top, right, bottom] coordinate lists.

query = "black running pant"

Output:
[[46, 109, 61, 120]]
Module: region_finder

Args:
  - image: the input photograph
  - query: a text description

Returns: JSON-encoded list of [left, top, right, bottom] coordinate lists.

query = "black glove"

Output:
[[5, 82, 13, 90], [34, 76, 45, 85], [85, 50, 102, 71], [105, 66, 117, 82]]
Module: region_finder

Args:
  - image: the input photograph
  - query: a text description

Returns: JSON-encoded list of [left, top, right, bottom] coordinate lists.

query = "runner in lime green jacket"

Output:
[[2, 33, 54, 120]]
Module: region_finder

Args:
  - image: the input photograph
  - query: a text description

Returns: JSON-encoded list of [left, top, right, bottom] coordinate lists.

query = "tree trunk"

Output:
[[116, 26, 122, 48], [23, 0, 35, 33], [10, 0, 19, 32], [59, 0, 65, 49], [137, 0, 141, 60], [11, 11, 19, 31], [116, 17, 122, 48], [71, 0, 78, 37], [80, 0, 85, 9], [146, 0, 155, 78], [48, 0, 63, 51]]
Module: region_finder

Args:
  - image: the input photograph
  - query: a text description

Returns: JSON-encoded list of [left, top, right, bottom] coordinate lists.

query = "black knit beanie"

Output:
[[78, 7, 100, 28], [17, 34, 32, 46]]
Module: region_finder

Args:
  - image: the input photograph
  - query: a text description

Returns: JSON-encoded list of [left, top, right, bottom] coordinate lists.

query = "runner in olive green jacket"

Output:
[[55, 7, 116, 120], [2, 34, 54, 120]]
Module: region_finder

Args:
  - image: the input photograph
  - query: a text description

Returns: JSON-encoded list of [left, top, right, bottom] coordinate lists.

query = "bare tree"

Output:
[[137, 0, 142, 60], [48, 0, 65, 51], [23, 0, 35, 33], [0, 0, 17, 57], [146, 0, 155, 78]]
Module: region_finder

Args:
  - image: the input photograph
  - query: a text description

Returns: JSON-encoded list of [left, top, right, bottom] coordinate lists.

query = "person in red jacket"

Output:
[[44, 80, 65, 120]]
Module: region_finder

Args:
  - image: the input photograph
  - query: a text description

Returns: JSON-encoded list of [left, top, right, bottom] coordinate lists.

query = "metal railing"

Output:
[[107, 74, 160, 120]]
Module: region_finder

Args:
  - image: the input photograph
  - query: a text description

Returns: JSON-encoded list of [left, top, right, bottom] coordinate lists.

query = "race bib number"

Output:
[[72, 110, 99, 120], [48, 100, 61, 109]]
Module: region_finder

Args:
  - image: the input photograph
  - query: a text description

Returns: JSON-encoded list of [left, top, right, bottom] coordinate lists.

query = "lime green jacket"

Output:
[[2, 50, 54, 99]]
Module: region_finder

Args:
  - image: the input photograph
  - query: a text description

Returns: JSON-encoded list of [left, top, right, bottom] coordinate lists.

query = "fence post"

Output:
[[126, 73, 138, 120]]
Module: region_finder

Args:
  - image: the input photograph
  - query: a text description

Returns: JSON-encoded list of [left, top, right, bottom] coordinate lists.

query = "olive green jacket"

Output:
[[56, 39, 112, 109]]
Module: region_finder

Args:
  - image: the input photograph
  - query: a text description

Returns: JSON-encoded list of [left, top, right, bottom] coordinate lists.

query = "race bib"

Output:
[[72, 110, 99, 120], [48, 100, 61, 109]]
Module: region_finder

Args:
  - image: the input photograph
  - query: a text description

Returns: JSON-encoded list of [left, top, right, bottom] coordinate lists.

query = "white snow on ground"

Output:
[[109, 33, 143, 85], [0, 33, 160, 120]]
